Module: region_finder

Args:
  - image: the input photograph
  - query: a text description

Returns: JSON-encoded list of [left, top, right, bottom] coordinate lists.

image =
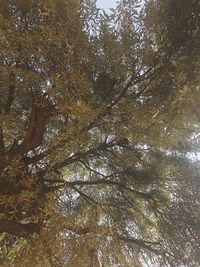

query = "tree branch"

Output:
[[0, 127, 5, 155], [2, 102, 54, 169], [4, 85, 15, 113], [64, 178, 152, 200], [0, 220, 40, 237], [53, 139, 123, 170], [117, 234, 163, 255]]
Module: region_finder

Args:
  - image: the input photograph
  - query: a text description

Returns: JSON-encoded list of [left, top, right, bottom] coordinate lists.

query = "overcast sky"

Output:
[[96, 0, 117, 11]]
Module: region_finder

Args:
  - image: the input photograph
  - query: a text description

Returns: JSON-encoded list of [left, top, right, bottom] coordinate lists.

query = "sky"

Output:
[[96, 0, 117, 11]]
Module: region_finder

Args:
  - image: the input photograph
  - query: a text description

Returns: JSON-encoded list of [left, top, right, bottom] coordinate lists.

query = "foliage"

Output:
[[0, 0, 200, 266]]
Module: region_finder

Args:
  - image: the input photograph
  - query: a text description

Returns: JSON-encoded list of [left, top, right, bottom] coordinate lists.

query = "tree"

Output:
[[0, 0, 200, 266]]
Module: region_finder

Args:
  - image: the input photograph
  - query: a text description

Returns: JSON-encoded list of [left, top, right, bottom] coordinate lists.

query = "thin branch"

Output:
[[53, 140, 117, 170], [52, 191, 68, 207], [71, 185, 108, 215], [79, 160, 107, 178], [117, 234, 164, 255]]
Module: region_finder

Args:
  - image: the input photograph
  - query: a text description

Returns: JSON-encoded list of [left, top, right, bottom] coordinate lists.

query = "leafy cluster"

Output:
[[0, 0, 200, 266]]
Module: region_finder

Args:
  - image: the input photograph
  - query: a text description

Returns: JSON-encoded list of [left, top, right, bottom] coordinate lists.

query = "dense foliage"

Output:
[[0, 0, 200, 266]]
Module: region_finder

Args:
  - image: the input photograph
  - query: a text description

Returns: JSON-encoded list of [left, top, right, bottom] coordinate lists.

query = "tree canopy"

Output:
[[0, 0, 200, 266]]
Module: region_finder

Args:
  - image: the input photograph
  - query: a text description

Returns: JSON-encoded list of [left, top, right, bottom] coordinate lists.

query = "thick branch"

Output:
[[22, 152, 48, 165], [0, 181, 21, 195], [0, 128, 5, 154], [4, 85, 15, 113], [0, 84, 14, 155], [0, 220, 40, 237], [3, 102, 54, 168], [66, 179, 151, 199]]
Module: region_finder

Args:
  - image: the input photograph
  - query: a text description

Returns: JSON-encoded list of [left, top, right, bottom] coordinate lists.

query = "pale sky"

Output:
[[96, 0, 117, 11]]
